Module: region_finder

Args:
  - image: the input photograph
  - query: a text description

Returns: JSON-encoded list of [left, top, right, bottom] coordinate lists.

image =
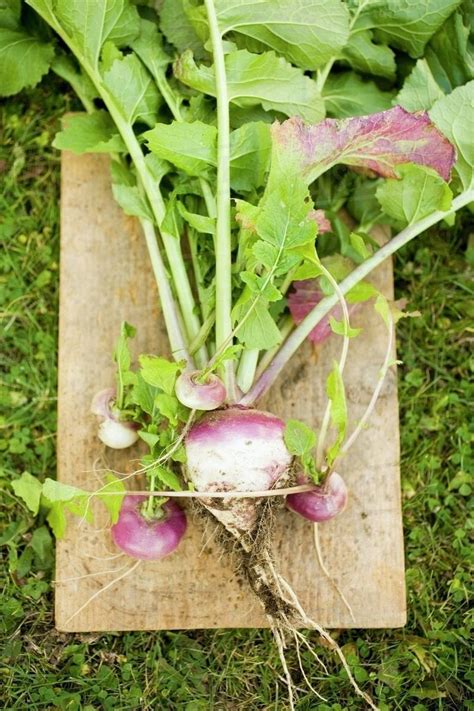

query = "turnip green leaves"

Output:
[[376, 165, 453, 225], [284, 419, 319, 483], [5, 0, 474, 551], [145, 121, 217, 178], [430, 82, 474, 189], [215, 0, 350, 70], [0, 26, 54, 96], [357, 0, 463, 59], [40, 475, 126, 537], [396, 60, 445, 112], [12, 472, 43, 516], [53, 112, 126, 154], [175, 49, 325, 123]]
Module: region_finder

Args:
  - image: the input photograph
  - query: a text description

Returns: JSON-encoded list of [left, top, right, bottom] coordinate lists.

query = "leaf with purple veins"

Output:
[[271, 106, 456, 185]]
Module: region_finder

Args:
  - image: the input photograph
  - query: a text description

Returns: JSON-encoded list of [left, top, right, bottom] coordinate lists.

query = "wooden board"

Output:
[[56, 152, 406, 631]]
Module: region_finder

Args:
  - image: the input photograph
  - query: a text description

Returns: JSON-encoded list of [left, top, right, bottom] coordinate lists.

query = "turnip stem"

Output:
[[140, 219, 193, 365], [338, 313, 395, 458], [315, 265, 351, 469], [204, 0, 236, 400], [89, 484, 318, 499], [188, 313, 216, 356], [114, 120, 207, 366], [236, 348, 259, 393], [31, 10, 207, 366], [242, 189, 474, 405]]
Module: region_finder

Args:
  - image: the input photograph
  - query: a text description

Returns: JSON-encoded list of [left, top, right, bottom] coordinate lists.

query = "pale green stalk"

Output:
[[204, 0, 236, 400], [338, 313, 395, 460], [140, 219, 193, 364], [236, 349, 259, 393], [31, 6, 206, 365], [189, 314, 216, 356], [241, 189, 474, 405], [314, 265, 350, 469]]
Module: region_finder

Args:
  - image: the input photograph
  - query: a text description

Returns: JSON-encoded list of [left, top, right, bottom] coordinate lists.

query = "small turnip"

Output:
[[175, 370, 227, 410], [111, 495, 187, 560], [286, 472, 348, 522], [91, 388, 139, 449]]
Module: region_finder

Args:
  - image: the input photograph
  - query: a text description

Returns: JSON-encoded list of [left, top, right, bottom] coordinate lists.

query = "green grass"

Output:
[[1, 83, 473, 711]]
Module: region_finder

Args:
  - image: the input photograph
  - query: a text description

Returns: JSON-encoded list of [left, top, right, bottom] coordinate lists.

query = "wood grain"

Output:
[[56, 152, 406, 631]]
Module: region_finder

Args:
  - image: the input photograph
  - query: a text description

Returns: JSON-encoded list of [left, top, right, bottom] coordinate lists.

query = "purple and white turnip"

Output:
[[185, 406, 292, 535], [91, 389, 139, 450], [111, 495, 187, 560]]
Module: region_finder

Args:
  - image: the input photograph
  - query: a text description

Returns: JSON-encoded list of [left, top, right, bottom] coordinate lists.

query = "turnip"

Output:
[[175, 370, 227, 411], [111, 495, 187, 560], [185, 406, 292, 535], [286, 472, 348, 522], [90, 388, 139, 449]]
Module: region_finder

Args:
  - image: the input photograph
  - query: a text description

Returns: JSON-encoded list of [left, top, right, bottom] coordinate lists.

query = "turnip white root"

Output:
[[91, 389, 139, 450], [11, 0, 474, 707]]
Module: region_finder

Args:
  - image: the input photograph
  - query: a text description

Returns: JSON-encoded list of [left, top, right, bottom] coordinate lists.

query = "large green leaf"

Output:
[[253, 176, 317, 251], [0, 27, 54, 96], [0, 0, 21, 30], [28, 0, 140, 69], [102, 52, 161, 127], [429, 81, 474, 189], [112, 184, 153, 221], [397, 59, 444, 112], [284, 419, 316, 457], [96, 473, 126, 525], [12, 472, 43, 515], [341, 28, 396, 80], [144, 121, 217, 177], [53, 111, 126, 153], [215, 0, 350, 70], [139, 355, 180, 395], [175, 49, 325, 122], [376, 164, 453, 225], [361, 0, 463, 58], [323, 72, 394, 118]]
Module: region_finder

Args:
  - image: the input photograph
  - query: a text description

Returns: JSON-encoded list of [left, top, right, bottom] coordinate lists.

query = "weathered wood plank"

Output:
[[56, 152, 406, 631]]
